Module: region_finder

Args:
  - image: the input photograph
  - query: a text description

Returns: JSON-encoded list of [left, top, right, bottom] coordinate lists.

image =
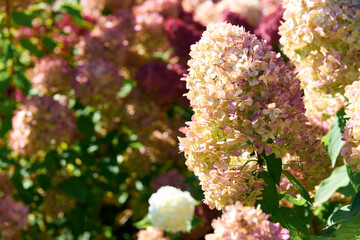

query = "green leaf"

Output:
[[334, 215, 360, 239], [314, 165, 350, 206], [328, 108, 347, 167], [13, 72, 31, 94], [0, 71, 11, 91], [59, 5, 91, 28], [283, 170, 312, 204], [282, 194, 307, 206], [347, 165, 360, 192], [134, 214, 152, 229], [337, 182, 357, 198], [186, 216, 202, 233], [60, 177, 88, 203], [271, 207, 310, 240], [262, 152, 282, 185], [257, 171, 279, 215], [11, 11, 33, 28], [19, 39, 43, 57], [350, 190, 360, 214], [42, 37, 58, 52], [327, 205, 352, 226], [118, 79, 136, 98], [76, 115, 94, 138]]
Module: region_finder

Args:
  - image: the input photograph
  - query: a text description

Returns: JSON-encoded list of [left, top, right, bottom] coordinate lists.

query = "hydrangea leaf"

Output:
[[257, 171, 279, 215], [283, 170, 312, 204], [328, 108, 346, 167], [347, 165, 360, 192], [334, 215, 360, 239], [327, 205, 352, 226], [262, 152, 282, 185], [314, 165, 350, 206], [11, 11, 33, 28], [271, 207, 310, 240], [350, 190, 360, 215]]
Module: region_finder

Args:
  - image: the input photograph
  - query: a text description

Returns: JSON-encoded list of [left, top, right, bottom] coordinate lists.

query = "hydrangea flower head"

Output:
[[179, 22, 327, 209], [279, 0, 360, 93], [73, 58, 123, 131], [9, 96, 76, 156], [137, 227, 169, 240], [342, 81, 360, 171], [29, 56, 74, 96], [205, 202, 289, 240], [148, 186, 196, 233]]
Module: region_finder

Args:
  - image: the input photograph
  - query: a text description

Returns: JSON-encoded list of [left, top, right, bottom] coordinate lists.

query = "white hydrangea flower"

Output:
[[148, 186, 196, 233]]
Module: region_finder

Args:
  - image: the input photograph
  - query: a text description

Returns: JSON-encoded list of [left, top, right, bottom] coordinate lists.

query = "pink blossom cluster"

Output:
[[164, 12, 206, 61], [135, 60, 188, 108], [73, 59, 124, 131], [179, 22, 329, 209], [28, 56, 74, 96], [205, 202, 289, 240], [0, 173, 29, 240], [280, 0, 360, 131], [341, 81, 360, 172], [76, 9, 135, 66], [9, 96, 76, 156], [80, 0, 135, 20], [152, 169, 187, 192], [137, 227, 169, 240]]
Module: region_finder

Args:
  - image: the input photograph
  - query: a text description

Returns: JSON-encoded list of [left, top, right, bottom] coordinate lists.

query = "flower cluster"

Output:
[[179, 22, 318, 209], [76, 9, 135, 66], [148, 186, 195, 233], [28, 56, 74, 96], [0, 173, 29, 240], [164, 12, 206, 61], [152, 169, 187, 192], [279, 0, 360, 93], [9, 96, 76, 156], [193, 0, 262, 27], [73, 59, 124, 131], [135, 60, 188, 108], [137, 227, 169, 240], [80, 0, 135, 20], [220, 10, 254, 33], [205, 202, 289, 240], [342, 81, 360, 171], [255, 5, 284, 46]]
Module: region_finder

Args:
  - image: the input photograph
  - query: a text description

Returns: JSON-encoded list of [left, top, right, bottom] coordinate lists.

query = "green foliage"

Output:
[[283, 170, 312, 204], [262, 152, 282, 185], [271, 207, 311, 240], [11, 11, 33, 28], [328, 108, 347, 167], [257, 171, 279, 215], [315, 166, 350, 206]]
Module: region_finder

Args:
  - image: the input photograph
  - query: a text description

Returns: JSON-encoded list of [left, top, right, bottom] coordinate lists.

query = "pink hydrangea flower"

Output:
[[179, 22, 330, 209], [9, 96, 76, 156], [342, 81, 360, 172], [205, 202, 289, 240], [28, 56, 74, 96]]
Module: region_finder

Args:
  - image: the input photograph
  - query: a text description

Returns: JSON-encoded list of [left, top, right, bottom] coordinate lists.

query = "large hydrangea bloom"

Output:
[[205, 202, 289, 240], [179, 22, 329, 210], [73, 59, 124, 131], [342, 81, 360, 171], [279, 0, 360, 132], [279, 0, 360, 92], [9, 96, 76, 156], [28, 56, 74, 96], [148, 186, 195, 233]]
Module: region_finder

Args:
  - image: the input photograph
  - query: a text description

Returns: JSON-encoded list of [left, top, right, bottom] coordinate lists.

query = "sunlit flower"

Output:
[[148, 186, 196, 233], [9, 96, 76, 156], [205, 202, 289, 240]]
